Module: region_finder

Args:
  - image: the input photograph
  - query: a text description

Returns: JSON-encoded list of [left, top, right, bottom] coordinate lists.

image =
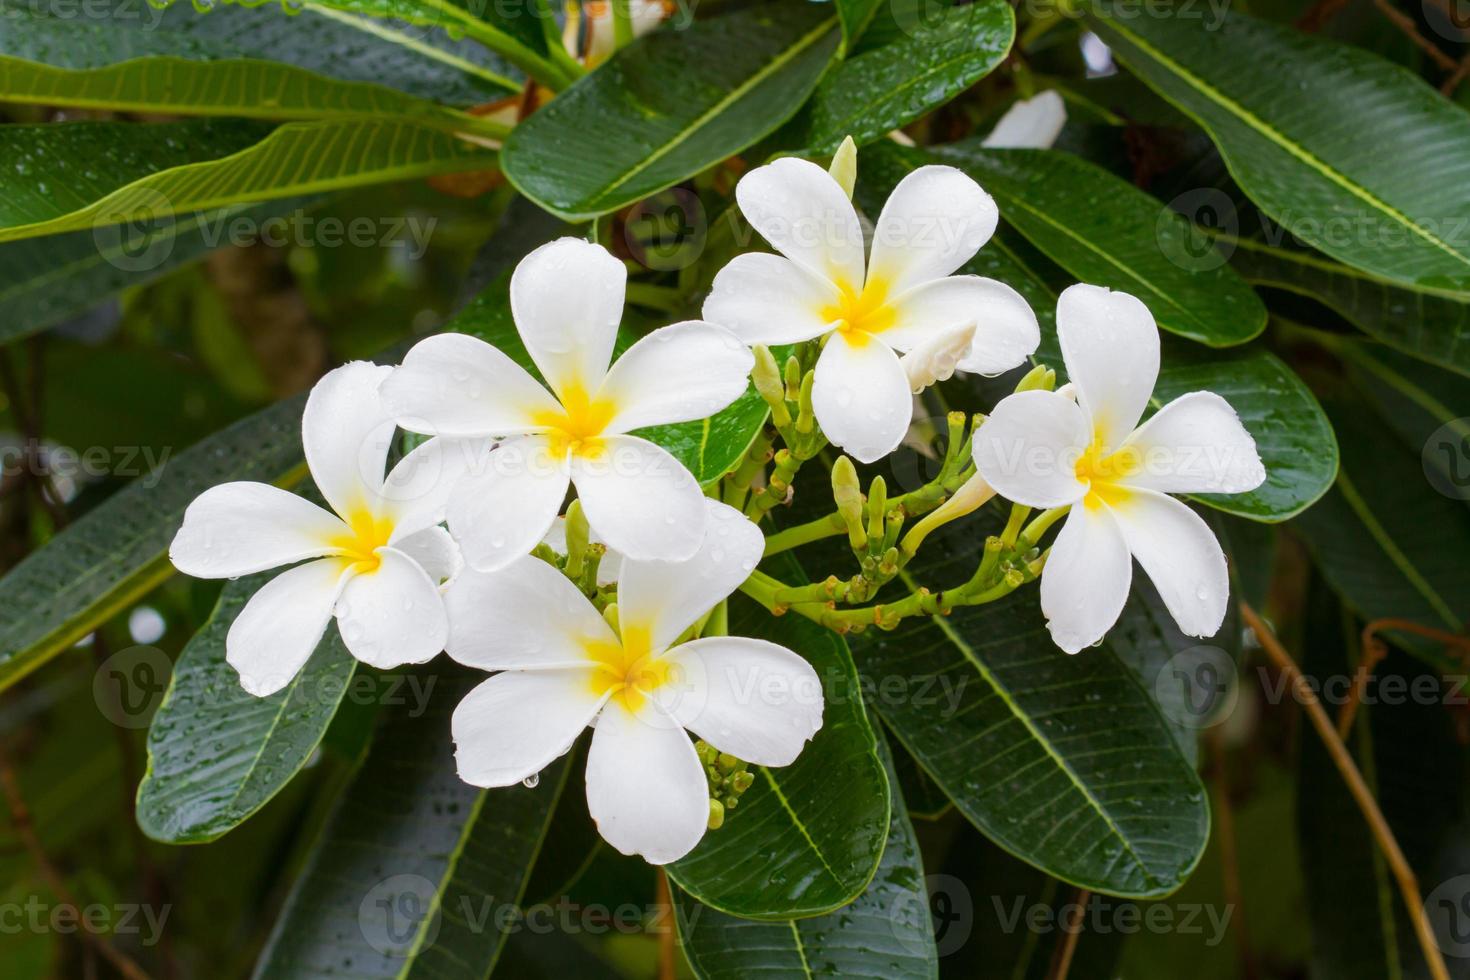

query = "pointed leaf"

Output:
[[782, 0, 1013, 156], [1090, 3, 1470, 296], [503, 1, 841, 219], [677, 732, 936, 979], [135, 573, 357, 844], [0, 118, 498, 242], [844, 516, 1210, 898], [0, 0, 520, 102], [1227, 236, 1470, 378]]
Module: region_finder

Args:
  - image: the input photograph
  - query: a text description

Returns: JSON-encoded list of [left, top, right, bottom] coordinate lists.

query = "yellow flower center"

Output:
[[821, 276, 895, 345], [584, 623, 675, 712], [1074, 434, 1142, 510], [330, 508, 394, 573], [532, 382, 616, 459]]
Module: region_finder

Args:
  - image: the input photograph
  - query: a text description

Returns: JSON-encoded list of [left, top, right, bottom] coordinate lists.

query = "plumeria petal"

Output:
[[972, 390, 1090, 508], [867, 165, 998, 295], [811, 331, 912, 464], [585, 699, 710, 864], [701, 252, 840, 345], [170, 482, 346, 578], [1039, 503, 1132, 654], [380, 333, 561, 438], [882, 275, 1039, 375], [653, 637, 823, 767], [510, 237, 626, 399], [391, 525, 461, 587], [301, 361, 397, 519], [333, 548, 447, 669], [444, 554, 616, 671], [617, 499, 763, 653], [1107, 489, 1230, 639], [735, 157, 865, 290], [1118, 391, 1266, 495], [599, 321, 754, 433], [445, 435, 569, 572], [570, 435, 705, 562], [981, 90, 1068, 149], [227, 558, 350, 697], [383, 436, 494, 540], [453, 670, 608, 787], [1056, 284, 1159, 450]]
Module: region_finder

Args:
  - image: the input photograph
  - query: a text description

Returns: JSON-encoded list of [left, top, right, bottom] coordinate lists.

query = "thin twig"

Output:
[[656, 867, 676, 980], [0, 742, 153, 980], [1339, 619, 1470, 737], [1241, 602, 1450, 980], [1045, 888, 1089, 980], [1443, 52, 1470, 94], [1371, 0, 1459, 70]]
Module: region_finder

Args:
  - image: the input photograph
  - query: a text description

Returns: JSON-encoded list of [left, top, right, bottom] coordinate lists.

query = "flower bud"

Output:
[[751, 345, 792, 427], [707, 799, 726, 830], [1012, 363, 1056, 393], [828, 135, 858, 200]]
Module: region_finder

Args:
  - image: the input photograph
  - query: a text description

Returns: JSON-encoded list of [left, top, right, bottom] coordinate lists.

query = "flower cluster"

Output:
[[168, 146, 1264, 864]]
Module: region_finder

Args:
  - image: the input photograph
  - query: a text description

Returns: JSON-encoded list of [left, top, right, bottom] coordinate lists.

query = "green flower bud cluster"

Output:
[[696, 740, 755, 830]]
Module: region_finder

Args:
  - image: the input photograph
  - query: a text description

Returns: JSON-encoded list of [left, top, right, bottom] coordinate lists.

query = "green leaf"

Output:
[[847, 521, 1210, 899], [0, 118, 498, 243], [135, 573, 357, 844], [1227, 235, 1470, 378], [915, 142, 1266, 346], [677, 732, 936, 979], [502, 1, 841, 219], [1089, 3, 1470, 297], [835, 0, 883, 50], [153, 0, 574, 89], [669, 563, 890, 919], [1329, 340, 1470, 497], [0, 55, 504, 134], [0, 393, 307, 694], [252, 670, 569, 979], [1292, 396, 1470, 648], [0, 198, 305, 344], [782, 0, 1013, 156], [0, 0, 521, 100]]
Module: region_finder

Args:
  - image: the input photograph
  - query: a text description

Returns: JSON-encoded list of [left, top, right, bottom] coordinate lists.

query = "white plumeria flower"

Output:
[[973, 284, 1266, 653], [381, 238, 754, 572], [444, 499, 824, 865], [170, 363, 481, 696], [703, 157, 1040, 463]]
